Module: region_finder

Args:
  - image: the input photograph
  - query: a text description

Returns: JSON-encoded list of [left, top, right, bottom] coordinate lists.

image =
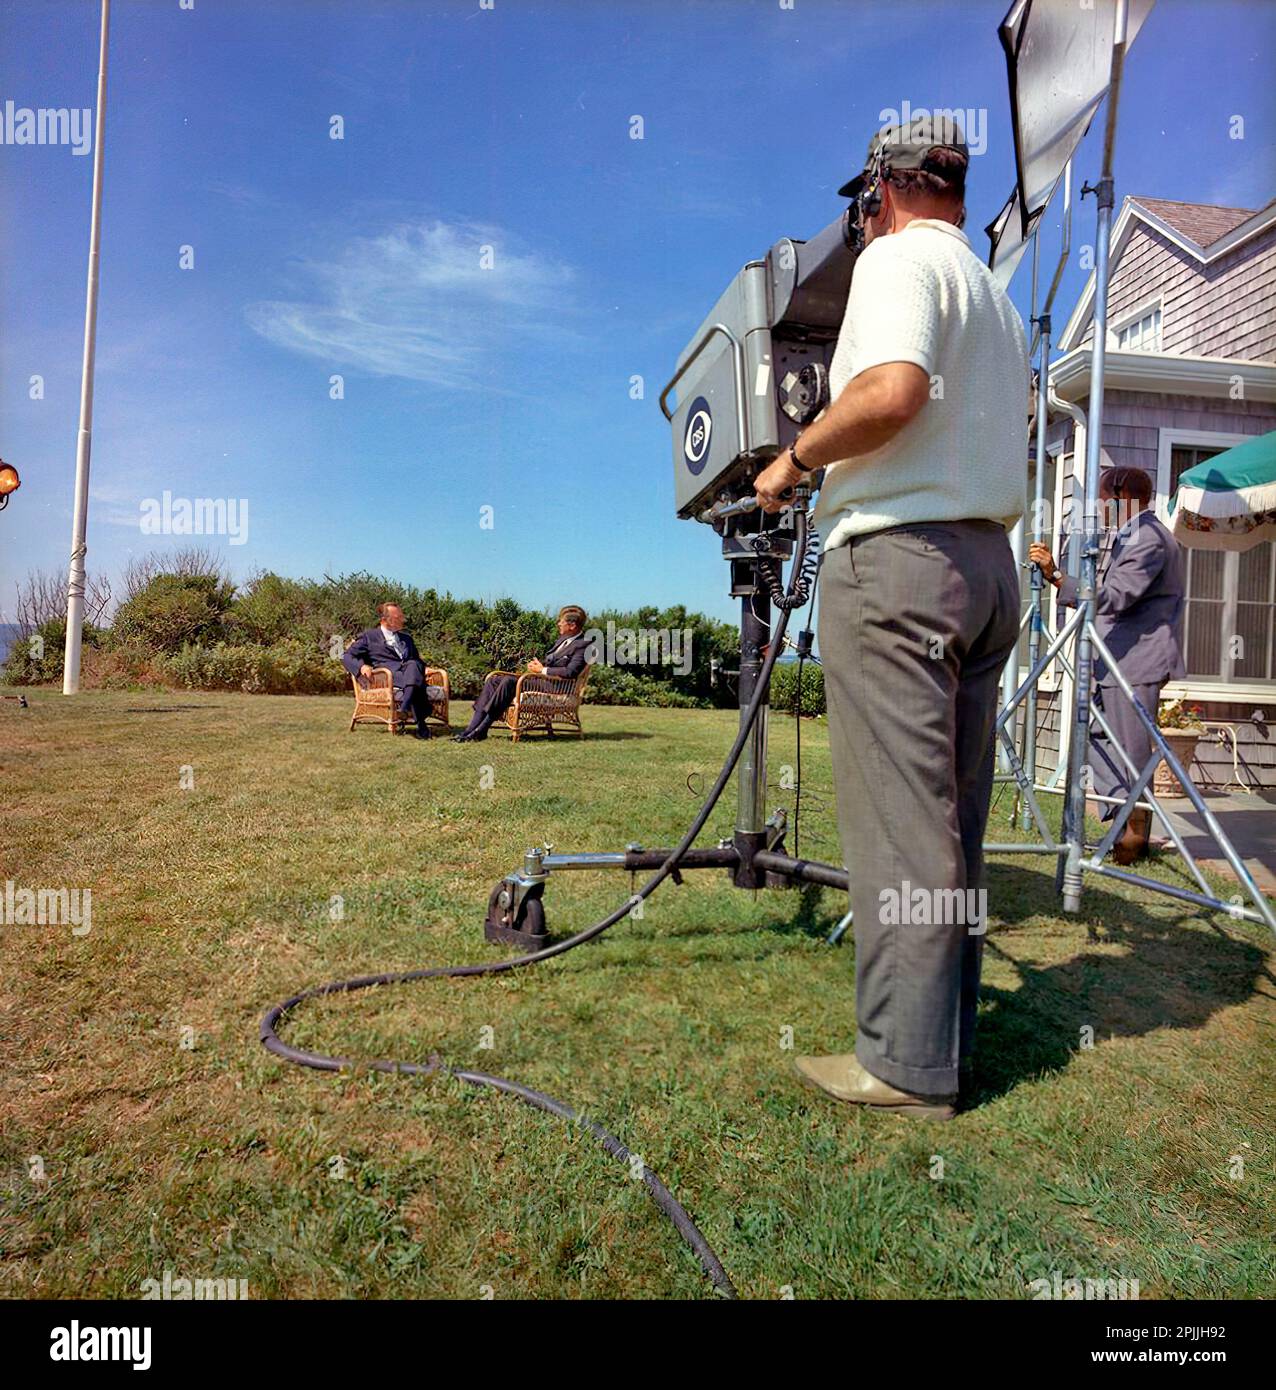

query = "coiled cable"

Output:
[[759, 522, 820, 611]]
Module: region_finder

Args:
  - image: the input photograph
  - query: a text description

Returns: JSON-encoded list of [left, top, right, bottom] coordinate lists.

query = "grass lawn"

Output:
[[2, 688, 1273, 1300]]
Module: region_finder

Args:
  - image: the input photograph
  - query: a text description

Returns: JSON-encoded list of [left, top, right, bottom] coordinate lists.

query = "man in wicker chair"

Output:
[[452, 605, 591, 742], [343, 602, 437, 740]]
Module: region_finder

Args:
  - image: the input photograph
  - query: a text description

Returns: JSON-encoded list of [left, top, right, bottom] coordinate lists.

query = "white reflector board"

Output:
[[989, 0, 1155, 277]]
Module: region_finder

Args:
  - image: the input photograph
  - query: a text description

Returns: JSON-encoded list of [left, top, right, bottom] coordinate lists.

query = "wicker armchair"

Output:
[[489, 665, 591, 743], [348, 664, 450, 734]]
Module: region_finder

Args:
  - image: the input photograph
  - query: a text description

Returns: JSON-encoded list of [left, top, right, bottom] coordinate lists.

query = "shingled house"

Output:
[[1034, 194, 1276, 789]]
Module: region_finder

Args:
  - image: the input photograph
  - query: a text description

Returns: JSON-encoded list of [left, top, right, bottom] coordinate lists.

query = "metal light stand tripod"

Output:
[[993, 0, 1276, 936], [1014, 164, 1073, 829]]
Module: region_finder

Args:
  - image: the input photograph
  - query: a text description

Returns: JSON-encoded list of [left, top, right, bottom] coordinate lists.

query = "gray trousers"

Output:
[[1090, 681, 1165, 819], [818, 521, 1021, 1095]]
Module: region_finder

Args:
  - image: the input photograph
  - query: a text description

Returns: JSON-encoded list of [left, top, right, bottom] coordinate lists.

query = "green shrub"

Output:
[[585, 665, 704, 708], [229, 573, 316, 646], [81, 641, 168, 690], [585, 607, 738, 708], [113, 573, 235, 653], [769, 660, 825, 717], [439, 657, 499, 702], [1, 617, 105, 686], [160, 640, 347, 695]]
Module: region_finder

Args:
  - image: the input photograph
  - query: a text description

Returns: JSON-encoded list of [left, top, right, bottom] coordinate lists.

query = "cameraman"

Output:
[[754, 115, 1029, 1120]]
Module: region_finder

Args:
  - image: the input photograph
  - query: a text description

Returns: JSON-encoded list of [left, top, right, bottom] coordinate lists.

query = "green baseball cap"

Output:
[[839, 112, 969, 198]]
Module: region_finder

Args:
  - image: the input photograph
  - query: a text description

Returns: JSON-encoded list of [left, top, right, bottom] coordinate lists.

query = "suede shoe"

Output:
[[794, 1052, 956, 1121], [1113, 807, 1151, 865]]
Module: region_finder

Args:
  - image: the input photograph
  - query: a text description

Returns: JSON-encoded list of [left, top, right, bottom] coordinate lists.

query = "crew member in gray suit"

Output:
[[1030, 465, 1186, 864]]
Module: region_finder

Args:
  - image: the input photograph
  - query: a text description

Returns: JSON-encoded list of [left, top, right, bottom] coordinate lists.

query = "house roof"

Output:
[[1129, 197, 1259, 248], [1057, 195, 1276, 353]]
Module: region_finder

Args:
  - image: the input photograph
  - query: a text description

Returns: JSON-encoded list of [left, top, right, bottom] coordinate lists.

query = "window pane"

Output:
[[1117, 308, 1162, 352], [1188, 549, 1225, 600], [1237, 542, 1275, 602], [1168, 445, 1274, 685], [1184, 600, 1224, 677], [1234, 601, 1273, 680], [1170, 445, 1206, 489], [1235, 543, 1275, 678]]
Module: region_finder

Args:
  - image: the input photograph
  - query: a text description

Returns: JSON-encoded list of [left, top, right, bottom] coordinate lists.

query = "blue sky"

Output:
[[1, 0, 1272, 627]]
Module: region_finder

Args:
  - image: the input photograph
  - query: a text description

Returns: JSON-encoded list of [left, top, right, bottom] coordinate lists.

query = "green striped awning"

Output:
[[1168, 430, 1276, 552]]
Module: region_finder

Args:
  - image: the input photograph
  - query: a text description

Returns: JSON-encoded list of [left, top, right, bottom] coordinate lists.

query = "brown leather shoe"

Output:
[[793, 1053, 956, 1121], [1114, 807, 1152, 865]]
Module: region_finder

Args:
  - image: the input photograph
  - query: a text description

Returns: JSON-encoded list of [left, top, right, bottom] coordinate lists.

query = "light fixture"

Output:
[[0, 460, 19, 511]]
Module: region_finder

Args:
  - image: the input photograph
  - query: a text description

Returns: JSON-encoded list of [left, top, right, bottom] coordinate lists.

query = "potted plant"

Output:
[[1155, 699, 1206, 796]]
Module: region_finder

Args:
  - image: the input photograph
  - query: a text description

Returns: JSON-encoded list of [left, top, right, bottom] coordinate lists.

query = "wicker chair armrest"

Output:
[[516, 673, 576, 699], [355, 667, 394, 690]]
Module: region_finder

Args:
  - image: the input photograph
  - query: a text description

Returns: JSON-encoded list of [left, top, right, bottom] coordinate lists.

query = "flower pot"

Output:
[[1153, 729, 1202, 797]]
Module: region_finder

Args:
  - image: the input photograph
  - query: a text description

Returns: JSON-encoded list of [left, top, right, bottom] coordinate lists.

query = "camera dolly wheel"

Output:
[[483, 848, 551, 952]]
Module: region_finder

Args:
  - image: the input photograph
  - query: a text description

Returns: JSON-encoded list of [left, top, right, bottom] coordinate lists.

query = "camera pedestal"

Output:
[[478, 538, 847, 950]]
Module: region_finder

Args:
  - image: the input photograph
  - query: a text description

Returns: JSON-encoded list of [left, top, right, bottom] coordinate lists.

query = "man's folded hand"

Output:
[[754, 450, 803, 514]]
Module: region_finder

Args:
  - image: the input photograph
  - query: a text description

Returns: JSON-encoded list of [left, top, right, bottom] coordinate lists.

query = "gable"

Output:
[[1058, 199, 1276, 361], [1071, 222, 1276, 362]]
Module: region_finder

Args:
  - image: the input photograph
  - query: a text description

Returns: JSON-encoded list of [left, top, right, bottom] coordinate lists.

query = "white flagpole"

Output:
[[63, 0, 111, 695]]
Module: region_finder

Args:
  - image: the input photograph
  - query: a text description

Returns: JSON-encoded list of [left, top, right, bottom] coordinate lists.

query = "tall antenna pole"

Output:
[[63, 0, 111, 695]]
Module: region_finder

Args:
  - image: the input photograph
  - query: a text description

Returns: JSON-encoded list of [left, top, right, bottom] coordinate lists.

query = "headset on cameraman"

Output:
[[850, 144, 967, 252]]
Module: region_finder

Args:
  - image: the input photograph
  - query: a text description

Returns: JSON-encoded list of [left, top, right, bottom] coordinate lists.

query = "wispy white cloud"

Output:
[[246, 218, 578, 387], [206, 180, 289, 212]]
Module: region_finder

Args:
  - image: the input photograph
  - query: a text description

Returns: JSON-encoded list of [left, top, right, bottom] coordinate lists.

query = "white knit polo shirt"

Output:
[[812, 219, 1030, 550]]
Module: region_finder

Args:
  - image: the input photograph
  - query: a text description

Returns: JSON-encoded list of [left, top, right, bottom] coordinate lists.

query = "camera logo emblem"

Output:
[[683, 396, 712, 475]]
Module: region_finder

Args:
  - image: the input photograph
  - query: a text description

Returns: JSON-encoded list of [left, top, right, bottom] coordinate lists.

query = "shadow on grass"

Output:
[[969, 861, 1269, 1106], [124, 705, 227, 713], [770, 882, 843, 942], [472, 731, 654, 744]]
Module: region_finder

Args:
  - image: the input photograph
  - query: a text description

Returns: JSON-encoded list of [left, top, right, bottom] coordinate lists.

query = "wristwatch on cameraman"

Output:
[[789, 441, 815, 474]]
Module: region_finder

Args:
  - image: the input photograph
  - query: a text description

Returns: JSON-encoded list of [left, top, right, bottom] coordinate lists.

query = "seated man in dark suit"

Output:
[[1030, 465, 1186, 863], [343, 602, 436, 740], [453, 605, 591, 742]]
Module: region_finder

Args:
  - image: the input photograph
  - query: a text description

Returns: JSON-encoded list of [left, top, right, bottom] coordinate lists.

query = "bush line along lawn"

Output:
[[2, 690, 1273, 1299]]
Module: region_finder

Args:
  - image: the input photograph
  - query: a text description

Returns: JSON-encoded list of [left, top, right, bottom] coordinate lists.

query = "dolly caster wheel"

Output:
[[484, 881, 548, 953]]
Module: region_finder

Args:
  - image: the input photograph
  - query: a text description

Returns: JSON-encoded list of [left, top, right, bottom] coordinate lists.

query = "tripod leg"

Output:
[[826, 905, 854, 946]]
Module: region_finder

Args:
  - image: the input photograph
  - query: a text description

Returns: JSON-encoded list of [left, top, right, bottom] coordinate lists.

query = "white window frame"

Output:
[[1108, 297, 1163, 353], [1156, 426, 1270, 689]]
